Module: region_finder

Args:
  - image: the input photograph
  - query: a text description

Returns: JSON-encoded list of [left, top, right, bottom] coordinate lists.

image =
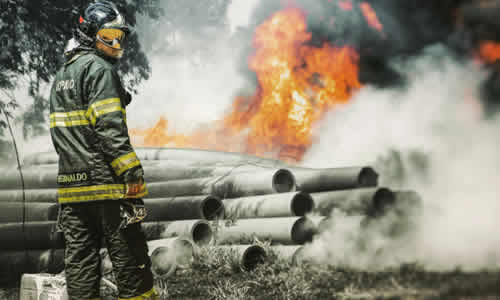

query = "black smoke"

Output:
[[232, 0, 500, 114]]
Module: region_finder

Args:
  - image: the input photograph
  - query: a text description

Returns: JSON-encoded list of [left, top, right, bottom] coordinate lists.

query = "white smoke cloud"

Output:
[[129, 6, 250, 134], [302, 45, 500, 271], [226, 0, 261, 34]]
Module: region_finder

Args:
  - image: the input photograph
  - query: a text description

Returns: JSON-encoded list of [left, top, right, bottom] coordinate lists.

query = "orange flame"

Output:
[[360, 2, 383, 33], [478, 41, 500, 63], [338, 0, 353, 11], [132, 7, 362, 162]]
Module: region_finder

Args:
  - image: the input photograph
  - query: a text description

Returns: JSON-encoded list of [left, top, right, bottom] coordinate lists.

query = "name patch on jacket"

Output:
[[57, 171, 90, 185]]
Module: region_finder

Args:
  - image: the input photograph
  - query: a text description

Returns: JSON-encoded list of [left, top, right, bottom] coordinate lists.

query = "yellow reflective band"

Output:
[[111, 152, 141, 176], [119, 287, 158, 300], [50, 110, 87, 118], [58, 192, 125, 203], [50, 120, 89, 128], [86, 98, 125, 126], [58, 184, 126, 204], [58, 184, 125, 194], [49, 110, 89, 128], [57, 183, 147, 203], [91, 97, 121, 107]]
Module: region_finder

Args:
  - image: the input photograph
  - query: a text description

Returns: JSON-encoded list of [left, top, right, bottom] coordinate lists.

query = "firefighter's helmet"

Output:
[[76, 1, 130, 59]]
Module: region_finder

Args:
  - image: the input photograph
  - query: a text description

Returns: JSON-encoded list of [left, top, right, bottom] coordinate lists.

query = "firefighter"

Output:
[[49, 1, 158, 299]]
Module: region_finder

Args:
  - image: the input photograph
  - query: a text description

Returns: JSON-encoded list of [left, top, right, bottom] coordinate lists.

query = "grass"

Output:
[[3, 246, 500, 300], [159, 246, 500, 300]]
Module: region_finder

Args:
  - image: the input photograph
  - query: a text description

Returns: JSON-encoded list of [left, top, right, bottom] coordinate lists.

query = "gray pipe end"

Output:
[[272, 169, 296, 193], [370, 187, 396, 217], [358, 167, 379, 187], [291, 217, 317, 244], [291, 192, 315, 216], [201, 195, 225, 220], [150, 239, 194, 279], [241, 245, 266, 271], [192, 222, 213, 246]]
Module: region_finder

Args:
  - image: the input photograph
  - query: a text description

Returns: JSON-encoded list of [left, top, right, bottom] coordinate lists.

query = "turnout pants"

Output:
[[59, 201, 157, 300]]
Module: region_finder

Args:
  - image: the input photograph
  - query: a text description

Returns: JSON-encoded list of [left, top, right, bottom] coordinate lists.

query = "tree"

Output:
[[0, 0, 163, 139]]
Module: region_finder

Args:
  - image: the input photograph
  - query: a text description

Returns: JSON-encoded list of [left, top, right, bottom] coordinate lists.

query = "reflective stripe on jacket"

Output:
[[49, 51, 147, 203]]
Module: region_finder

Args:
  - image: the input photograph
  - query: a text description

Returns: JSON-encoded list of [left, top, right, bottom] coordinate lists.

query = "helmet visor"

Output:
[[96, 28, 126, 49]]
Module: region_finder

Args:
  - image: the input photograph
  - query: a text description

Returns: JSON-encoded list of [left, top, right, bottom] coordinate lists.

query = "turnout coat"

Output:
[[49, 50, 147, 204]]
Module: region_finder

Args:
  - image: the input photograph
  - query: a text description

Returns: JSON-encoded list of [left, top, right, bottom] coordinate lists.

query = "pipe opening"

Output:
[[150, 239, 194, 279], [371, 187, 396, 217], [192, 222, 213, 246], [150, 247, 175, 278], [291, 217, 316, 244], [358, 167, 378, 187], [202, 196, 224, 220], [272, 169, 296, 193], [291, 192, 314, 216], [241, 245, 266, 271]]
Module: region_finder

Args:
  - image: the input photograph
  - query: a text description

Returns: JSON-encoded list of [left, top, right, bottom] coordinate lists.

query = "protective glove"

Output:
[[120, 198, 147, 229], [125, 176, 145, 198]]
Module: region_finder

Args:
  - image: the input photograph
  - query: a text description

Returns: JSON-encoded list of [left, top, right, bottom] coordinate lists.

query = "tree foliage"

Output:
[[0, 0, 232, 141], [0, 0, 162, 136]]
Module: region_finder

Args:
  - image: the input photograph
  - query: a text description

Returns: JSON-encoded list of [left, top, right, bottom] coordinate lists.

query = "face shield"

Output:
[[96, 28, 127, 59]]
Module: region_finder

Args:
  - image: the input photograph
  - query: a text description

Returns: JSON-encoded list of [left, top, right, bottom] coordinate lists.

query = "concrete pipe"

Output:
[[24, 148, 284, 167], [147, 238, 195, 279], [143, 163, 215, 182], [147, 168, 295, 199], [23, 152, 58, 166], [211, 168, 296, 196], [270, 245, 308, 265], [144, 195, 224, 221], [214, 217, 317, 245], [135, 147, 283, 167], [0, 166, 57, 189], [142, 220, 213, 246], [0, 189, 57, 203], [309, 215, 365, 235], [1, 161, 284, 190], [0, 221, 64, 250], [146, 178, 213, 198], [290, 166, 378, 193], [0, 249, 64, 285], [223, 192, 314, 219], [311, 187, 395, 217], [208, 245, 267, 271], [100, 238, 195, 279], [0, 202, 59, 223]]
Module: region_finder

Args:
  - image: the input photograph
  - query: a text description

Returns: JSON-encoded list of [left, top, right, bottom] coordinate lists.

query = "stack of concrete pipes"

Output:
[[0, 147, 421, 283]]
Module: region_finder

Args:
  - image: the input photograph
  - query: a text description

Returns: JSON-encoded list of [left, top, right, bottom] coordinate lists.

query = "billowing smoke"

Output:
[[302, 45, 500, 271], [129, 2, 251, 133], [214, 0, 500, 271]]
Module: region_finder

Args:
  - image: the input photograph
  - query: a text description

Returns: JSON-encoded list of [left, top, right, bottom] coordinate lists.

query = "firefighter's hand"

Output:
[[125, 177, 144, 197]]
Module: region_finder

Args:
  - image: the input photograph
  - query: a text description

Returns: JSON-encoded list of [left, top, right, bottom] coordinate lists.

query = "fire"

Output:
[[338, 0, 353, 11], [132, 7, 363, 162], [359, 2, 384, 33], [478, 41, 500, 63]]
